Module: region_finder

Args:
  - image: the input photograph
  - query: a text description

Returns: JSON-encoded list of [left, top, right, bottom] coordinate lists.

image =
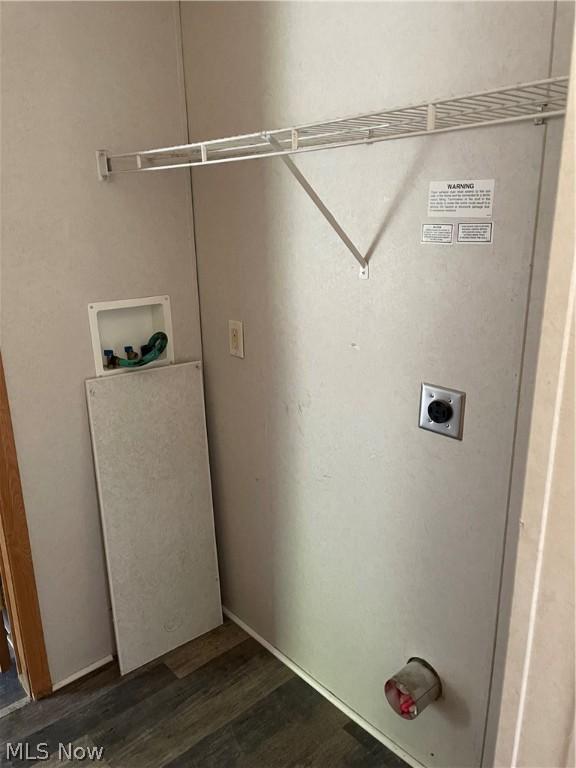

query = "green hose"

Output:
[[117, 332, 168, 367]]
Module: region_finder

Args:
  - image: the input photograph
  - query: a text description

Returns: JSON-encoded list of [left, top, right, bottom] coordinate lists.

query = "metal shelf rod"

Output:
[[98, 108, 566, 177], [101, 76, 568, 167], [95, 76, 569, 279]]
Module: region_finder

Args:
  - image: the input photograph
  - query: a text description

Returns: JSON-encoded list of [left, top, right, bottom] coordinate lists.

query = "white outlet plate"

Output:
[[228, 320, 244, 358], [419, 383, 465, 440]]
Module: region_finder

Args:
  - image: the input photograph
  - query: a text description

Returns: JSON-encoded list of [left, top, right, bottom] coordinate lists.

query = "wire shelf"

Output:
[[98, 76, 569, 178]]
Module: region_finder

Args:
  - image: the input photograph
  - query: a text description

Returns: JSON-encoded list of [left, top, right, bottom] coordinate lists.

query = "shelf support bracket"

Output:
[[267, 136, 369, 279], [96, 150, 110, 181]]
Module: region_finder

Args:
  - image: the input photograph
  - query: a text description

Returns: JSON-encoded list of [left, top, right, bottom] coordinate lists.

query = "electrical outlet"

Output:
[[419, 383, 465, 440], [228, 320, 244, 358]]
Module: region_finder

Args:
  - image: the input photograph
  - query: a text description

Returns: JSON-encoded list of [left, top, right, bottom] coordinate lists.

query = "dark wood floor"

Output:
[[0, 660, 27, 714], [0, 620, 408, 767], [0, 617, 28, 715]]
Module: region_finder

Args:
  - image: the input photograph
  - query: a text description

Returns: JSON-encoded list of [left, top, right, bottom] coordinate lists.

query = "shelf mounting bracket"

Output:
[[96, 150, 110, 181], [267, 136, 369, 279]]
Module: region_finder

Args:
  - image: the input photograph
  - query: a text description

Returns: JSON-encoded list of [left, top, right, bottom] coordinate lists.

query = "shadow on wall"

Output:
[[187, 1, 433, 644], [364, 143, 430, 266]]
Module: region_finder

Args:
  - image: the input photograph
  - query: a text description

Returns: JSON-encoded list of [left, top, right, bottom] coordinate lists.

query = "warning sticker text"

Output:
[[457, 222, 494, 244], [421, 224, 453, 244], [428, 179, 494, 218]]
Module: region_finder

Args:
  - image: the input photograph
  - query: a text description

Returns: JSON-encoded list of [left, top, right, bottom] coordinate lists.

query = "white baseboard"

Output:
[[52, 655, 114, 692], [0, 696, 30, 719], [223, 607, 423, 768]]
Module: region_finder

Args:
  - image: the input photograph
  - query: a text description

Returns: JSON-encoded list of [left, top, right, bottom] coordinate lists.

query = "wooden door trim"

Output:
[[0, 352, 51, 698]]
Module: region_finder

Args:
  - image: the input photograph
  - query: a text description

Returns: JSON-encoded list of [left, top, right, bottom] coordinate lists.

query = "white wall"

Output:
[[495, 31, 575, 768], [180, 3, 571, 766], [1, 2, 200, 686]]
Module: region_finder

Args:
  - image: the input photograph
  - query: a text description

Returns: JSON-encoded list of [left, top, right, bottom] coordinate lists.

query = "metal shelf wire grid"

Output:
[[98, 77, 569, 178]]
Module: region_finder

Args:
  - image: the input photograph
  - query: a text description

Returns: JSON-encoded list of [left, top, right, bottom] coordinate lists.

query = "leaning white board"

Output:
[[86, 362, 222, 674]]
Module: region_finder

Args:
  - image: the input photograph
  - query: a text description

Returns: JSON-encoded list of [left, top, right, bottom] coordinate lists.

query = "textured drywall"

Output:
[[495, 28, 575, 768], [180, 3, 569, 766], [1, 2, 199, 684], [86, 364, 221, 674]]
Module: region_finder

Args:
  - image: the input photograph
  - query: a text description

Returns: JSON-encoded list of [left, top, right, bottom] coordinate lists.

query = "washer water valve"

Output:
[[101, 332, 168, 370], [385, 658, 442, 720]]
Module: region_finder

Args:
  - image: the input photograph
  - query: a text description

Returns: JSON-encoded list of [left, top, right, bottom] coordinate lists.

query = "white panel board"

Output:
[[86, 362, 221, 674]]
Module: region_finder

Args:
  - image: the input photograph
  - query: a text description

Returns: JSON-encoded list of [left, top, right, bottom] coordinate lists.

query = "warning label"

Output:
[[428, 179, 494, 218], [457, 222, 494, 243], [421, 223, 453, 244]]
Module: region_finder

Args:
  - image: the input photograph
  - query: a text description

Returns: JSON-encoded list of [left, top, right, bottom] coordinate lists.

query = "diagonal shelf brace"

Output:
[[267, 136, 369, 279], [97, 77, 569, 280]]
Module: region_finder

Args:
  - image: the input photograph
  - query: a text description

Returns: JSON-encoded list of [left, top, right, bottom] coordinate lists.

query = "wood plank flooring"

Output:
[[0, 661, 27, 714], [0, 620, 408, 767]]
